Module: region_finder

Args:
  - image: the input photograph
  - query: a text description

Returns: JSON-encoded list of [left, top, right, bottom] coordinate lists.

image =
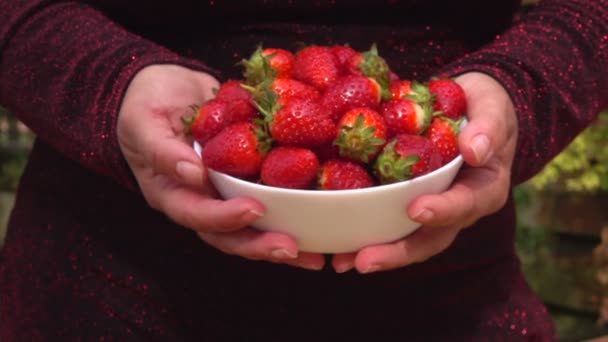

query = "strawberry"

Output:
[[320, 74, 383, 122], [214, 80, 254, 103], [241, 46, 295, 85], [260, 146, 320, 189], [345, 44, 391, 100], [334, 107, 387, 164], [374, 134, 442, 184], [182, 99, 257, 145], [330, 45, 358, 74], [318, 159, 375, 190], [427, 116, 463, 165], [390, 80, 435, 102], [202, 121, 272, 179], [293, 45, 340, 91], [268, 78, 321, 106], [389, 80, 413, 100], [428, 78, 467, 119], [212, 79, 258, 125], [263, 48, 295, 79], [243, 77, 321, 112], [380, 98, 433, 136], [268, 98, 336, 148], [183, 101, 227, 145]]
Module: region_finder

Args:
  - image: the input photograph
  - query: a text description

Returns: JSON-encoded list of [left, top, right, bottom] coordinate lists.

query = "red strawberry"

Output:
[[263, 48, 295, 79], [261, 147, 320, 189], [183, 101, 227, 145], [212, 79, 258, 124], [183, 99, 257, 145], [427, 116, 463, 165], [243, 78, 321, 112], [334, 107, 387, 164], [318, 159, 374, 190], [345, 44, 391, 100], [202, 121, 272, 179], [389, 80, 413, 100], [241, 46, 295, 85], [214, 80, 253, 102], [269, 78, 321, 105], [320, 74, 383, 122], [374, 134, 442, 184], [380, 98, 433, 136], [269, 98, 336, 148], [389, 80, 435, 102], [428, 78, 467, 119], [330, 45, 358, 73], [293, 46, 340, 91]]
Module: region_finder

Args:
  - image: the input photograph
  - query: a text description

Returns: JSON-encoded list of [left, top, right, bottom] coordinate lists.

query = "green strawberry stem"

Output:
[[374, 140, 420, 184], [442, 116, 466, 135], [334, 114, 385, 164], [241, 83, 279, 152], [359, 43, 392, 101], [240, 45, 278, 86], [242, 82, 282, 122], [419, 103, 437, 135], [181, 104, 200, 136], [406, 81, 435, 105], [252, 119, 273, 155]]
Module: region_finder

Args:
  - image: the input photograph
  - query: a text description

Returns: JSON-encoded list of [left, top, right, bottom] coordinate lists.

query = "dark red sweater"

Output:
[[1, 0, 607, 340]]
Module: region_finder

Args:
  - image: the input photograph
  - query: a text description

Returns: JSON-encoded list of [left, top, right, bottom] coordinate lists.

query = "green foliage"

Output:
[[531, 111, 608, 193], [0, 106, 33, 191], [0, 154, 27, 191]]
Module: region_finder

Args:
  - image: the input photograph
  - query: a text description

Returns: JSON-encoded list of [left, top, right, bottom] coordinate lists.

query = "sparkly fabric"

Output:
[[1, 0, 607, 341]]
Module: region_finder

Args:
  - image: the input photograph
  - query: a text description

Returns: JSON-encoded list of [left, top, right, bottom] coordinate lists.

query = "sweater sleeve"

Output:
[[439, 0, 608, 185], [0, 0, 218, 190]]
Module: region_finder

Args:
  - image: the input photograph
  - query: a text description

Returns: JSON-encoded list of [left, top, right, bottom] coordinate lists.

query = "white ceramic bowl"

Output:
[[194, 142, 464, 253]]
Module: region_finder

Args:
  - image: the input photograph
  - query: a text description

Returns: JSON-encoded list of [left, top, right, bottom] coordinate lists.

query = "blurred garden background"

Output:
[[2, 105, 608, 341]]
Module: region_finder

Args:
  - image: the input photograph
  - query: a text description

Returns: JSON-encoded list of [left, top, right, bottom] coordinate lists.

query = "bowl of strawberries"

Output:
[[188, 44, 467, 253]]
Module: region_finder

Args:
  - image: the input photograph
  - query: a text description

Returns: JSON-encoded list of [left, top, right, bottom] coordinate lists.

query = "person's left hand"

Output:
[[332, 72, 518, 274]]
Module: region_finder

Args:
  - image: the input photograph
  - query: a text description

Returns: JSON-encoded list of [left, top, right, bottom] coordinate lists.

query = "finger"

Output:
[[154, 180, 266, 233], [458, 98, 509, 167], [407, 162, 509, 227], [120, 104, 206, 189], [455, 74, 517, 167], [331, 252, 357, 273], [198, 229, 325, 271], [353, 225, 460, 273], [147, 135, 206, 188], [141, 110, 206, 188]]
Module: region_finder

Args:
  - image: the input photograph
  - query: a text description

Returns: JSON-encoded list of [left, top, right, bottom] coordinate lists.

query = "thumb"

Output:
[[144, 134, 205, 188], [458, 118, 497, 167], [455, 72, 516, 167]]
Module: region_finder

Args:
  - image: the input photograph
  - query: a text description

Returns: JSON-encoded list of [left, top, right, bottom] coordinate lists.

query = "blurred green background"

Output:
[[1, 105, 608, 341]]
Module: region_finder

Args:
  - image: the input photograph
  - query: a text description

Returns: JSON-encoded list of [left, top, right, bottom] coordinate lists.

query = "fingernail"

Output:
[[335, 261, 355, 274], [271, 248, 298, 260], [470, 134, 491, 165], [176, 161, 202, 182], [241, 209, 264, 223], [299, 261, 324, 271], [411, 208, 434, 222], [361, 264, 381, 274]]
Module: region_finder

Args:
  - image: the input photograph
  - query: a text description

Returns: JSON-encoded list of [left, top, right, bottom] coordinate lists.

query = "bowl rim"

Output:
[[193, 141, 464, 196]]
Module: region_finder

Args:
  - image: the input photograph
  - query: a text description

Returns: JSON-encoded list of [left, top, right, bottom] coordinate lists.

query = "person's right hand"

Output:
[[117, 64, 325, 271]]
